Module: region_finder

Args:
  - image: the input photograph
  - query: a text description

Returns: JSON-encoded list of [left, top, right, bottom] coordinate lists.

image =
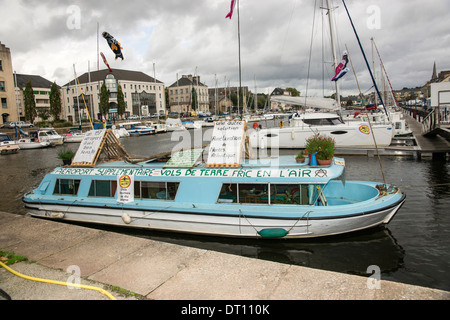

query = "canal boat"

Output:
[[23, 127, 405, 239], [0, 134, 20, 154]]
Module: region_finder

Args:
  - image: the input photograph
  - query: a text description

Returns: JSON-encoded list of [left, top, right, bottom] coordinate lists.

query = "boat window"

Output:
[[88, 180, 117, 197], [218, 184, 238, 203], [217, 183, 325, 205], [238, 184, 269, 204], [53, 179, 81, 196], [134, 181, 180, 200], [270, 184, 310, 205]]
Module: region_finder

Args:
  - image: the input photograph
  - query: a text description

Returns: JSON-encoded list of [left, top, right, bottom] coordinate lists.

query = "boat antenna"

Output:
[[341, 0, 390, 122], [346, 45, 387, 188]]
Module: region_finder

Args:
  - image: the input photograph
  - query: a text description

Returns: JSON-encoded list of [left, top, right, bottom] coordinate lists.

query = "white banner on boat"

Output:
[[72, 129, 107, 165], [207, 120, 245, 167], [117, 174, 134, 203]]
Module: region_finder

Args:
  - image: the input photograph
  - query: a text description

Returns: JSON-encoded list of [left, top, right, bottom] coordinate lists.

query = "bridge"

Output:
[[402, 106, 450, 160]]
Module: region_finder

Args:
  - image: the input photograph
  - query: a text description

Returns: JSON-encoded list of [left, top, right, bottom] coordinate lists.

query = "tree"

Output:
[[286, 88, 301, 97], [23, 80, 37, 123], [49, 82, 62, 121], [117, 85, 126, 118], [99, 83, 110, 118], [191, 88, 197, 111]]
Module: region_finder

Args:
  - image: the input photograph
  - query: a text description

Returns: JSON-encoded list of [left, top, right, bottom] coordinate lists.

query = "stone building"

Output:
[[168, 75, 209, 114], [0, 42, 18, 124]]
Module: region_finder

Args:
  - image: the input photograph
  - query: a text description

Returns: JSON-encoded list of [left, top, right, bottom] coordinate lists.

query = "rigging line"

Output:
[[305, 0, 319, 106], [346, 44, 387, 188]]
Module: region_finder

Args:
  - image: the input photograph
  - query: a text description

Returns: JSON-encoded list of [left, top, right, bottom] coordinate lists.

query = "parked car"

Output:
[[8, 121, 34, 128]]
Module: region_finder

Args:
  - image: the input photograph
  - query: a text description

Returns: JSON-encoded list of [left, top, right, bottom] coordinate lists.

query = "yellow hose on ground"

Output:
[[0, 261, 116, 300]]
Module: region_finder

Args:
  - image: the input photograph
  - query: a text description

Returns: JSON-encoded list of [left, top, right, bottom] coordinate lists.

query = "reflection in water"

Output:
[[2, 126, 449, 291]]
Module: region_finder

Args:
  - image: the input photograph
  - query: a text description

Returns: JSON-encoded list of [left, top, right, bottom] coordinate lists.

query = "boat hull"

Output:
[[23, 193, 405, 239], [250, 124, 393, 149]]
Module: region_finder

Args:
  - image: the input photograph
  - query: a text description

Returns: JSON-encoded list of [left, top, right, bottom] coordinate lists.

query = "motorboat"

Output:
[[29, 128, 64, 146], [16, 138, 51, 149], [63, 129, 85, 143], [0, 134, 20, 154]]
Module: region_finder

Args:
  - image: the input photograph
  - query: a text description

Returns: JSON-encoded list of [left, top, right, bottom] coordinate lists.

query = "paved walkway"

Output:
[[0, 211, 449, 302]]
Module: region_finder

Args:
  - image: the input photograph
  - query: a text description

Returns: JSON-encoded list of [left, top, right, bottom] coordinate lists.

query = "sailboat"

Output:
[[250, 0, 394, 149]]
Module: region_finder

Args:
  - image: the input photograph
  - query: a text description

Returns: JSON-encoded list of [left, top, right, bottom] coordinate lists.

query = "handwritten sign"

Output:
[[207, 120, 245, 167], [72, 129, 106, 165]]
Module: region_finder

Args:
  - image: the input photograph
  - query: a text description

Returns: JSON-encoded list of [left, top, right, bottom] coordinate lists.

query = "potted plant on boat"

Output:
[[57, 148, 75, 165], [316, 135, 335, 166], [295, 150, 306, 163], [305, 134, 335, 166]]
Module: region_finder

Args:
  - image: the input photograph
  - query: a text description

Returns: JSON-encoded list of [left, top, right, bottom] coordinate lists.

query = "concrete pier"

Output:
[[0, 211, 449, 302]]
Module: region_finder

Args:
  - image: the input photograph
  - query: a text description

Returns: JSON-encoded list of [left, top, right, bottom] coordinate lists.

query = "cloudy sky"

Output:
[[1, 0, 449, 98]]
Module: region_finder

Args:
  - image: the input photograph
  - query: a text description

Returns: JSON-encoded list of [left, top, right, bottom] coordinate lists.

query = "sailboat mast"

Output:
[[237, 0, 242, 116], [326, 0, 341, 108]]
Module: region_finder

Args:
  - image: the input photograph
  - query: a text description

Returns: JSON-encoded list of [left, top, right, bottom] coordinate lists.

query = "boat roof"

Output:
[[53, 154, 346, 183]]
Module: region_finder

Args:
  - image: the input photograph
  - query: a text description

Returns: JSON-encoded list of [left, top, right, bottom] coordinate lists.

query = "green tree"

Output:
[[191, 88, 197, 111], [117, 85, 126, 118], [23, 80, 37, 123], [286, 88, 301, 97], [99, 83, 110, 118], [49, 82, 62, 121]]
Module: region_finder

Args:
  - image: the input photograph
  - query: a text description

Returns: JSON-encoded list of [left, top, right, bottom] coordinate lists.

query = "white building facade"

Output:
[[62, 69, 166, 123]]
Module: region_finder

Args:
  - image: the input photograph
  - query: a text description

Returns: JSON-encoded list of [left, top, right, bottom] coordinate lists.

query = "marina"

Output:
[[1, 114, 449, 293], [1, 0, 449, 301]]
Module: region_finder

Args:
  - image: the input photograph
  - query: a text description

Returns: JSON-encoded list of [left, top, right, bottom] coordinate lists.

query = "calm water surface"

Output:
[[1, 125, 449, 291]]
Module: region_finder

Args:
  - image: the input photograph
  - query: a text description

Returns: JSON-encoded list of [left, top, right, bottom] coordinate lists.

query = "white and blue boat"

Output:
[[22, 133, 405, 239], [119, 122, 154, 135]]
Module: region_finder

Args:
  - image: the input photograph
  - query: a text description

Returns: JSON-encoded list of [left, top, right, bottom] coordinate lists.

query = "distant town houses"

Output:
[[2, 39, 450, 125]]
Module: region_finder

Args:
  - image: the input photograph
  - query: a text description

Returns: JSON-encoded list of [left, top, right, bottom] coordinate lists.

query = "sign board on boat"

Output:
[[117, 174, 134, 203], [72, 129, 106, 166], [207, 120, 246, 168]]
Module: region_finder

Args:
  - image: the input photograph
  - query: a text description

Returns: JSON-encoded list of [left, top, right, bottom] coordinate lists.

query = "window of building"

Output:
[[53, 179, 81, 196], [88, 180, 117, 197], [0, 81, 5, 91], [134, 181, 180, 200], [1, 98, 7, 108], [0, 60, 3, 71]]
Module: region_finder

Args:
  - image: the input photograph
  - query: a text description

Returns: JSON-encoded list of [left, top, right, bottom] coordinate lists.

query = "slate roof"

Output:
[[63, 69, 163, 86], [15, 74, 59, 89]]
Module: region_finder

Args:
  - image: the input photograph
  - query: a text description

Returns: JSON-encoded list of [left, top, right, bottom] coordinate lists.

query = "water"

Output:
[[1, 124, 449, 292]]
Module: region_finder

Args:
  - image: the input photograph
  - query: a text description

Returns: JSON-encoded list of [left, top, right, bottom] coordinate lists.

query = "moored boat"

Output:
[[0, 133, 20, 154], [23, 128, 405, 239], [29, 128, 64, 146], [16, 138, 51, 149]]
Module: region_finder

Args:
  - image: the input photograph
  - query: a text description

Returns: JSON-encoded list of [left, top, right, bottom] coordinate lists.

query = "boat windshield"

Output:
[[303, 117, 343, 126]]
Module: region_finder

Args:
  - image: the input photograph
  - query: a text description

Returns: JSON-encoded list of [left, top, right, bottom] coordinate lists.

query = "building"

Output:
[[62, 69, 165, 123], [14, 74, 59, 122], [168, 75, 209, 114], [0, 42, 18, 124]]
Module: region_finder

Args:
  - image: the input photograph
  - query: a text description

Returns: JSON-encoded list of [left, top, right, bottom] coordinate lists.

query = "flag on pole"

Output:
[[332, 51, 350, 82], [226, 0, 237, 19]]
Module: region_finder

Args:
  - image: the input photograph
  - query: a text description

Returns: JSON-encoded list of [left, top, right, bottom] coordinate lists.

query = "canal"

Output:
[[1, 125, 449, 292]]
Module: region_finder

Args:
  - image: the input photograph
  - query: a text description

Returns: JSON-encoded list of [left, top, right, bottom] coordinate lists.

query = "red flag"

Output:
[[226, 0, 237, 19]]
